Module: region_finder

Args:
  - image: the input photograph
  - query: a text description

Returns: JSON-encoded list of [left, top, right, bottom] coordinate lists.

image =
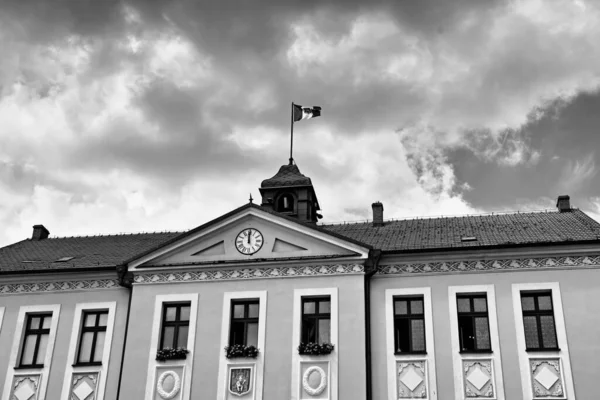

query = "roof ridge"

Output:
[[48, 231, 184, 240]]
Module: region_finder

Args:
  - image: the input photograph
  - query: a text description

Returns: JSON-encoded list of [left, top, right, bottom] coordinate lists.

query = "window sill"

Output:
[[459, 350, 493, 354], [73, 362, 102, 367], [526, 348, 561, 352], [14, 365, 44, 370], [394, 351, 427, 356]]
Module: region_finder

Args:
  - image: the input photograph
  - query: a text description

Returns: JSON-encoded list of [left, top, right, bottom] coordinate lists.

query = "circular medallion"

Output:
[[302, 366, 327, 396], [156, 371, 181, 399], [235, 228, 264, 255]]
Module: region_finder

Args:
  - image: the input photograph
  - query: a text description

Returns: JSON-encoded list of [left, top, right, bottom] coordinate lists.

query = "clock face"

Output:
[[235, 228, 264, 255]]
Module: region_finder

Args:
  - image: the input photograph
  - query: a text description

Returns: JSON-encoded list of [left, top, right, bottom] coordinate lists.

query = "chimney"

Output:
[[556, 195, 571, 212], [32, 225, 50, 240], [372, 202, 384, 227]]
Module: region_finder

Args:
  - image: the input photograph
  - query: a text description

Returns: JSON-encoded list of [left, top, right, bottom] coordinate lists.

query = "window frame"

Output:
[[18, 312, 53, 369], [300, 296, 331, 344], [392, 295, 427, 355], [159, 302, 191, 350], [520, 290, 560, 352], [74, 310, 109, 366], [229, 299, 260, 347], [456, 293, 492, 353], [276, 192, 296, 214]]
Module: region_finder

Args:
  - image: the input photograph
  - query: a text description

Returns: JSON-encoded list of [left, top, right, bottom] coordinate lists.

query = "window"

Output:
[[301, 296, 331, 344], [521, 291, 559, 351], [19, 313, 52, 368], [456, 294, 492, 352], [229, 300, 259, 347], [393, 296, 426, 354], [160, 303, 191, 350], [277, 193, 294, 212], [76, 310, 108, 365]]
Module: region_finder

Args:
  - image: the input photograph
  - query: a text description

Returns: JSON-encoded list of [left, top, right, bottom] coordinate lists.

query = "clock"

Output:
[[235, 228, 264, 255]]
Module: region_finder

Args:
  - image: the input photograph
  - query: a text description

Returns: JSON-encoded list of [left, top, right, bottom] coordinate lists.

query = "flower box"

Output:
[[298, 342, 335, 355], [156, 347, 189, 362], [224, 344, 259, 359]]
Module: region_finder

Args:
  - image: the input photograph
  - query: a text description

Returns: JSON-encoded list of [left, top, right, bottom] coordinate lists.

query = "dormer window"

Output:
[[277, 193, 295, 213]]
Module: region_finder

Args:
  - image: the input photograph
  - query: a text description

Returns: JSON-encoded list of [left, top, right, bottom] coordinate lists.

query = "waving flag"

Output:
[[293, 104, 322, 122]]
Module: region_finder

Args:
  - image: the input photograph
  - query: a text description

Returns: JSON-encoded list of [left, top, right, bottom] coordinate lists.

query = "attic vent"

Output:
[[461, 236, 477, 242], [55, 256, 74, 262]]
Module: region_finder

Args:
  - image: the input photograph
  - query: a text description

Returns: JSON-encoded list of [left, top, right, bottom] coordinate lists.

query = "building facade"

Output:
[[1, 161, 599, 400]]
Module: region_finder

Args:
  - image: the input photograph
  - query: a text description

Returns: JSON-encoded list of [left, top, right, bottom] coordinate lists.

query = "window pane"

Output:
[[98, 312, 108, 327], [318, 319, 331, 344], [475, 317, 491, 350], [248, 303, 259, 318], [247, 322, 258, 347], [30, 317, 41, 330], [521, 296, 535, 311], [165, 307, 177, 322], [411, 319, 426, 352], [523, 316, 540, 349], [538, 296, 553, 311], [21, 335, 37, 365], [177, 326, 189, 348], [303, 301, 316, 315], [42, 316, 52, 330], [93, 331, 105, 362], [319, 300, 331, 314], [410, 300, 424, 315], [473, 298, 487, 313], [162, 326, 175, 349], [395, 319, 410, 353], [540, 316, 558, 348], [36, 334, 48, 365], [302, 318, 316, 343], [457, 298, 471, 313], [78, 332, 94, 363], [394, 300, 408, 315], [84, 313, 97, 327], [230, 321, 245, 345], [233, 304, 245, 319], [180, 306, 190, 322], [458, 315, 475, 351]]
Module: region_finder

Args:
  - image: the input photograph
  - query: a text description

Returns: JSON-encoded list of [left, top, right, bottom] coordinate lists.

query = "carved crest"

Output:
[[229, 368, 252, 397]]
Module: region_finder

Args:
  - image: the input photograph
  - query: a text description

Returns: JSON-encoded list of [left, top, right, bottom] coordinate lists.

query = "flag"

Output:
[[293, 104, 321, 122]]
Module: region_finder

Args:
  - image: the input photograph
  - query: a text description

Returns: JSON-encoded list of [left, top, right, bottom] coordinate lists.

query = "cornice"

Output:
[[0, 279, 122, 295], [133, 263, 364, 284], [378, 254, 600, 275]]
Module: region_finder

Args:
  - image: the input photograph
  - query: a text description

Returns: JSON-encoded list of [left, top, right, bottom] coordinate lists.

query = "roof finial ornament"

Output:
[[249, 193, 253, 203], [288, 157, 294, 165]]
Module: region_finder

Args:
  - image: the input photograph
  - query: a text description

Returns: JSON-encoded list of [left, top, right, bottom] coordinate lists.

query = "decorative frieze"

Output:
[[397, 361, 427, 399], [71, 373, 99, 400], [134, 264, 364, 284], [11, 374, 41, 400], [0, 279, 120, 294], [530, 359, 565, 399], [463, 360, 494, 398], [379, 255, 600, 276]]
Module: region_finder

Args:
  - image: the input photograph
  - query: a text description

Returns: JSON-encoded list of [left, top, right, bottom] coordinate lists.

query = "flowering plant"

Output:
[[155, 347, 189, 362], [224, 344, 260, 358], [298, 342, 335, 355]]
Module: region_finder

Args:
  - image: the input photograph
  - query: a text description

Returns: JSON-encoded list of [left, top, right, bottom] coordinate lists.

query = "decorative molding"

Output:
[[156, 370, 181, 399], [0, 280, 120, 294], [2, 305, 60, 400], [60, 302, 117, 400], [71, 372, 99, 400], [385, 288, 437, 400], [302, 366, 328, 396], [10, 374, 41, 400], [379, 255, 600, 275], [134, 264, 363, 284], [512, 283, 575, 400], [448, 285, 504, 400], [291, 288, 338, 400]]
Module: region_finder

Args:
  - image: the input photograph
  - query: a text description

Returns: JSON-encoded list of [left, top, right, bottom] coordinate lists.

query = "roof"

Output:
[[261, 162, 312, 188], [321, 209, 600, 252], [0, 232, 180, 273]]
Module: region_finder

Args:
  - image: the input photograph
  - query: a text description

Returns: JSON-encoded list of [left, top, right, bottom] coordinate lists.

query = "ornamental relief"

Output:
[[379, 255, 600, 275], [0, 280, 120, 294], [71, 372, 99, 400], [154, 366, 184, 400], [397, 361, 427, 399], [299, 362, 329, 399], [463, 360, 494, 398], [11, 374, 40, 400], [229, 367, 252, 397], [530, 359, 565, 399]]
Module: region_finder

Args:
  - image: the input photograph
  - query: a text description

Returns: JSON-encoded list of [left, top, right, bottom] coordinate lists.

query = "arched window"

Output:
[[277, 193, 294, 212]]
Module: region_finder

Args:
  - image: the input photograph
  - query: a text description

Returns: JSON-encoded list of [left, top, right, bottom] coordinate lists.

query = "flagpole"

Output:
[[290, 102, 294, 164]]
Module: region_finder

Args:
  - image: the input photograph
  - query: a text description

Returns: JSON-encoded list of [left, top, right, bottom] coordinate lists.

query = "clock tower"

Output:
[[259, 159, 322, 223]]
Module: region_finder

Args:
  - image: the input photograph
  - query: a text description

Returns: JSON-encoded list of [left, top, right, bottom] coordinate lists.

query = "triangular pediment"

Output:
[[129, 205, 368, 270]]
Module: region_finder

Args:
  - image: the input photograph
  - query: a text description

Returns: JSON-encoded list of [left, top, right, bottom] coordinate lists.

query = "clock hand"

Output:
[[247, 229, 251, 245]]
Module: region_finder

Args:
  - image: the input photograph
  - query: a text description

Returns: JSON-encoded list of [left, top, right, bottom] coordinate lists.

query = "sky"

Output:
[[1, 0, 600, 246]]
